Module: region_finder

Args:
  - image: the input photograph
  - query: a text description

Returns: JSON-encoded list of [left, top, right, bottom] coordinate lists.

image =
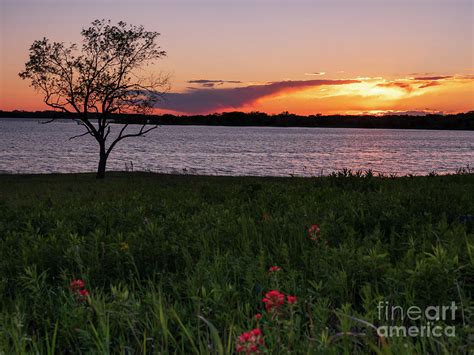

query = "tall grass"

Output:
[[0, 172, 472, 353]]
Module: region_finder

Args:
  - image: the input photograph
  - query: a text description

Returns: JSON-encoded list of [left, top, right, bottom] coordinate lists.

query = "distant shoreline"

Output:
[[1, 110, 473, 130]]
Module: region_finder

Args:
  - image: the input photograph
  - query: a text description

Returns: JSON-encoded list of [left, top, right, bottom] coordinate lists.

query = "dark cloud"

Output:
[[412, 75, 452, 81], [305, 72, 325, 76], [188, 79, 242, 88], [157, 79, 359, 114], [418, 81, 440, 89], [188, 79, 242, 84], [377, 82, 413, 91]]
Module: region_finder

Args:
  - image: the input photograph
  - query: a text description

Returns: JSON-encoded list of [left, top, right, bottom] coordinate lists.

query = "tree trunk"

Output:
[[96, 147, 107, 179]]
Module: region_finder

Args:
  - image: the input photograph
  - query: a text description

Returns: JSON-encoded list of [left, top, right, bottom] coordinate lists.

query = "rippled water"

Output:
[[1, 118, 473, 176]]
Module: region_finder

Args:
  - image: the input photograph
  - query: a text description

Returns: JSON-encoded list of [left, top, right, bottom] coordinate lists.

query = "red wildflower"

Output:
[[70, 279, 90, 302], [255, 313, 262, 320], [262, 290, 285, 312], [308, 224, 321, 241], [268, 265, 281, 273], [287, 295, 298, 304], [236, 328, 265, 353], [239, 332, 251, 342], [70, 279, 85, 290]]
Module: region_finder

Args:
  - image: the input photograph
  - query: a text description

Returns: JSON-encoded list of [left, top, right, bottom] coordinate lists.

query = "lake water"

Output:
[[1, 118, 473, 176]]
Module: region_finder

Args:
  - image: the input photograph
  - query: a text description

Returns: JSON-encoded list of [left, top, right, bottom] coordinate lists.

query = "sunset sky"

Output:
[[1, 0, 473, 115]]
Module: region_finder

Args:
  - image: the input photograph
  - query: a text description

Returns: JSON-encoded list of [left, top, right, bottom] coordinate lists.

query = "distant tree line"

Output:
[[2, 110, 473, 130]]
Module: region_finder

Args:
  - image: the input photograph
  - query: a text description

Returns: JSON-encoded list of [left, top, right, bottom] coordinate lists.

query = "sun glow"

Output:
[[249, 76, 474, 116], [331, 81, 408, 100]]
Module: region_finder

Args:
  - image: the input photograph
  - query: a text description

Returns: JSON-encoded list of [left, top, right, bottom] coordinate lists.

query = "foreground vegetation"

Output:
[[0, 172, 472, 353]]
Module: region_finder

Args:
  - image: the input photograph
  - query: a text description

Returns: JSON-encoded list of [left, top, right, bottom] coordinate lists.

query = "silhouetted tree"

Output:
[[19, 19, 169, 178]]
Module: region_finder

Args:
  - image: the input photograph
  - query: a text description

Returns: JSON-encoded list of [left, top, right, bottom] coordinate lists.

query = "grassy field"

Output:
[[0, 172, 472, 354]]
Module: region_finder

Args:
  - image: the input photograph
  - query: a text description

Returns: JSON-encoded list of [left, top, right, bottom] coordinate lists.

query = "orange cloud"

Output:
[[246, 75, 474, 115]]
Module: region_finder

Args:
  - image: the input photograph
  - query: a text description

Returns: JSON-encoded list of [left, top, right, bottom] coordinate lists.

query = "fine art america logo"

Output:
[[376, 301, 457, 338]]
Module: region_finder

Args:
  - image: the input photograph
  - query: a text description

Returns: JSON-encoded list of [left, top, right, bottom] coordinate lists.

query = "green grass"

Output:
[[0, 172, 472, 354]]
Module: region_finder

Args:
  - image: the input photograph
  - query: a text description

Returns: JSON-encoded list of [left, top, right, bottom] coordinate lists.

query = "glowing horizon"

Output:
[[1, 0, 473, 115], [153, 75, 474, 115]]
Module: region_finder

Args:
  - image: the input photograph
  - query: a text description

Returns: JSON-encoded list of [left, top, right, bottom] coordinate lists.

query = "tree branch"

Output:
[[106, 124, 157, 156], [39, 118, 57, 124], [69, 131, 92, 140]]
